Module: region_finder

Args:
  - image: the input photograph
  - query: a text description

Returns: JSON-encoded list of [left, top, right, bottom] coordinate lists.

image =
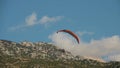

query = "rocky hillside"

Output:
[[0, 40, 120, 68]]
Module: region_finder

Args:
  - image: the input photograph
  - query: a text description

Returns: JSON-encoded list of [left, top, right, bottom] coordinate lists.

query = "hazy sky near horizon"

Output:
[[0, 0, 120, 61]]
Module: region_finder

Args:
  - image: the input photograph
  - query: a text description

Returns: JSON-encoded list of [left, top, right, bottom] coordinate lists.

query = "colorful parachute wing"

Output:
[[57, 29, 80, 44]]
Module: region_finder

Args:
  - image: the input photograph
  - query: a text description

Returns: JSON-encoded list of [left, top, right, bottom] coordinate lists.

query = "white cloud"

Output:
[[39, 16, 63, 24], [77, 31, 94, 36], [9, 25, 26, 31], [49, 32, 120, 61], [9, 12, 63, 31], [25, 12, 37, 26], [9, 12, 37, 31], [107, 54, 120, 61]]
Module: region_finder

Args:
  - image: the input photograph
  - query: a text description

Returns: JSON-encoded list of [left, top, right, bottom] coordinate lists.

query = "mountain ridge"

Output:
[[0, 39, 120, 68]]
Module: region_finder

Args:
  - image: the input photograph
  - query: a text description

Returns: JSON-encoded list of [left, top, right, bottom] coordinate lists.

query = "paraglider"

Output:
[[57, 29, 80, 44]]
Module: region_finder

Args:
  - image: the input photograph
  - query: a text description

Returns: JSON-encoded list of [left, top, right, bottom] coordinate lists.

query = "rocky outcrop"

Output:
[[0, 40, 120, 68]]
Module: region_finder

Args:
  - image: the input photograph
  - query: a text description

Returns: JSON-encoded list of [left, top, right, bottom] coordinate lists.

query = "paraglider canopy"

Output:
[[57, 29, 80, 44]]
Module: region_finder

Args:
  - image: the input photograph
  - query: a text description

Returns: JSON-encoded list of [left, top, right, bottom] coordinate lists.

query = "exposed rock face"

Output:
[[0, 40, 80, 60], [0, 40, 120, 68]]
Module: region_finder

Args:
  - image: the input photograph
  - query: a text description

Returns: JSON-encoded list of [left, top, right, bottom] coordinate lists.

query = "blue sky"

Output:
[[0, 0, 120, 42], [1, 0, 120, 61]]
